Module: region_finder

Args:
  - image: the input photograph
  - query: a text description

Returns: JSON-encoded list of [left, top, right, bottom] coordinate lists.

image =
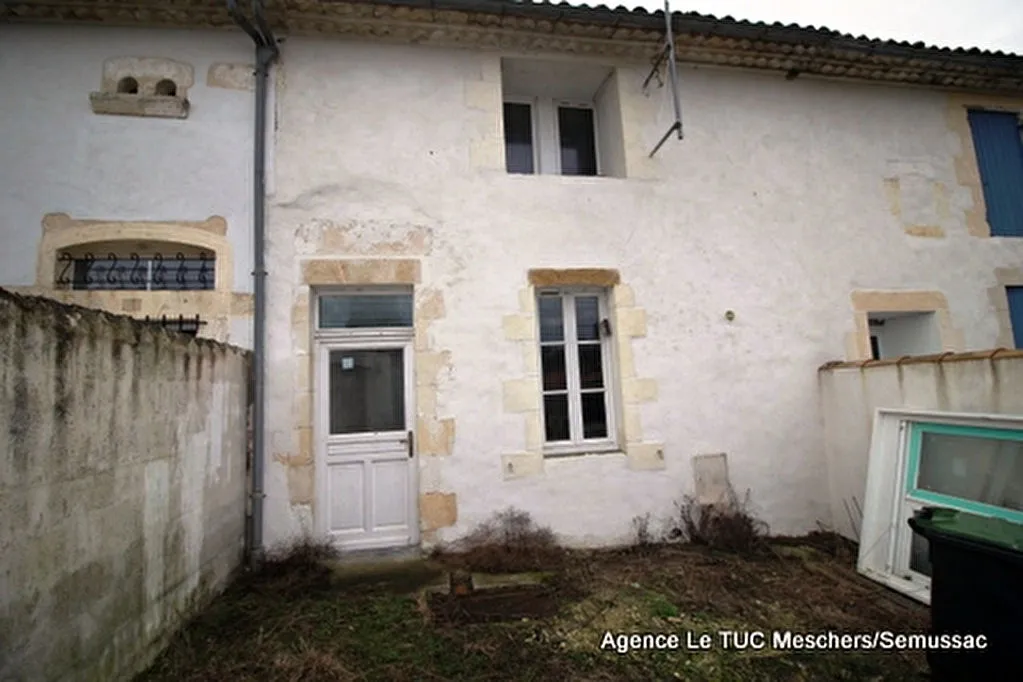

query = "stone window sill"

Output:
[[89, 92, 189, 119]]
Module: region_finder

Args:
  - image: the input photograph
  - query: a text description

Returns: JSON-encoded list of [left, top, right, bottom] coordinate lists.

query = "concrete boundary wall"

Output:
[[0, 288, 251, 681], [819, 349, 1023, 540]]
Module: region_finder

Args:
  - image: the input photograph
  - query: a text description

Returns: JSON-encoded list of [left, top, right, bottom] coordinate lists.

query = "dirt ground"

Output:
[[138, 535, 930, 682]]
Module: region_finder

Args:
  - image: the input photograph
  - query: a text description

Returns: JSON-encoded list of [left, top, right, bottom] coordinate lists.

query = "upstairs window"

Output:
[[501, 58, 625, 178], [967, 109, 1023, 237]]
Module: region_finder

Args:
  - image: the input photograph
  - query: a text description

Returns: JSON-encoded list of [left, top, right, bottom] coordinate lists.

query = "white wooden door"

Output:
[[316, 341, 417, 550]]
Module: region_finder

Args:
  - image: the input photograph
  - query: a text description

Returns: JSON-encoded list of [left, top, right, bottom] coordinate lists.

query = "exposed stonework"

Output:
[[882, 161, 951, 238], [846, 289, 964, 361], [90, 56, 193, 119], [302, 258, 421, 285], [293, 257, 454, 534], [89, 91, 189, 118], [501, 270, 664, 476], [420, 492, 457, 532], [207, 62, 254, 91], [947, 94, 1023, 237]]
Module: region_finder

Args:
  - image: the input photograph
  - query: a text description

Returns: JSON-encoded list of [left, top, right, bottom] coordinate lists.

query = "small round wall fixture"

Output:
[[724, 310, 736, 321]]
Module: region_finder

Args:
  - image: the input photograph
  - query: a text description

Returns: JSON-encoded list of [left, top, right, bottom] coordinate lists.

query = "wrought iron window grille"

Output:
[[141, 314, 207, 337], [56, 251, 215, 291]]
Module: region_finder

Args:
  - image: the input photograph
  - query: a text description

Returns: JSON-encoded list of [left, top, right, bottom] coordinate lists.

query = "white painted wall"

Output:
[[820, 356, 1023, 540], [0, 25, 255, 309], [264, 36, 1023, 549], [875, 313, 942, 358]]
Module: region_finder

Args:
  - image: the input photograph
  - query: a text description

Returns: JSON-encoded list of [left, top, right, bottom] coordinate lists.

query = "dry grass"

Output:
[[139, 530, 930, 682], [672, 491, 770, 555]]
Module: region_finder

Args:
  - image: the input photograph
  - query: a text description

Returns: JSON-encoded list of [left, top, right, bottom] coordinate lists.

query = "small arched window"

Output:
[[117, 77, 139, 94], [154, 79, 177, 97]]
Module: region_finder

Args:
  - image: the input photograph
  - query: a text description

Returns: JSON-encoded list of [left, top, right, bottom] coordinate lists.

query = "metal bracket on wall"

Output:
[[645, 0, 684, 157]]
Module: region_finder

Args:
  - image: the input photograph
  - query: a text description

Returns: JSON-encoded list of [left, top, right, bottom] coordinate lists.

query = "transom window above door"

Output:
[[317, 290, 414, 329]]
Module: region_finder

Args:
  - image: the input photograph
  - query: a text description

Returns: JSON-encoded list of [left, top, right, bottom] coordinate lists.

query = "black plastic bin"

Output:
[[908, 507, 1023, 682]]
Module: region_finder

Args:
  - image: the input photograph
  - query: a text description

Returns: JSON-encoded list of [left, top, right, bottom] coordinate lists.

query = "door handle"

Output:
[[407, 429, 415, 459]]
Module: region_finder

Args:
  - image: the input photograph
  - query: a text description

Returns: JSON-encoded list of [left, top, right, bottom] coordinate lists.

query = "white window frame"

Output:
[[503, 96, 601, 177], [503, 96, 540, 175], [536, 287, 618, 456], [552, 99, 601, 177], [858, 408, 1023, 605], [314, 286, 415, 344]]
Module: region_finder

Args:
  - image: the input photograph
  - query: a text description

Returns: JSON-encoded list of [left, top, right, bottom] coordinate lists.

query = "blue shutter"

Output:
[[1008, 286, 1023, 349], [967, 110, 1023, 238]]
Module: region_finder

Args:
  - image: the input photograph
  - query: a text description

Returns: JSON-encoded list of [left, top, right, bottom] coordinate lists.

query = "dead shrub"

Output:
[[253, 536, 339, 593], [447, 507, 564, 573], [630, 513, 657, 552], [672, 490, 769, 555]]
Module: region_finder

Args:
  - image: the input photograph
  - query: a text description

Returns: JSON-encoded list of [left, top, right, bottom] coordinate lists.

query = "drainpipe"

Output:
[[228, 0, 278, 568]]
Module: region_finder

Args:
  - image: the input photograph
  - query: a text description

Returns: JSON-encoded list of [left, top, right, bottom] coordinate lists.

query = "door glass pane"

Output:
[[543, 394, 570, 442], [538, 296, 564, 342], [504, 102, 534, 174], [575, 296, 600, 340], [578, 344, 604, 389], [319, 294, 413, 328], [917, 431, 1023, 511], [329, 350, 404, 434], [581, 392, 608, 439], [541, 346, 567, 391], [558, 106, 597, 176]]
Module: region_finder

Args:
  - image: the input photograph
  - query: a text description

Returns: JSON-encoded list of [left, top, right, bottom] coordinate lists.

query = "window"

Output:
[[59, 252, 215, 291], [504, 100, 598, 176], [866, 312, 940, 359], [1008, 286, 1023, 349], [858, 410, 1023, 604], [537, 289, 616, 453], [967, 109, 1023, 237], [318, 293, 413, 329], [500, 57, 625, 177]]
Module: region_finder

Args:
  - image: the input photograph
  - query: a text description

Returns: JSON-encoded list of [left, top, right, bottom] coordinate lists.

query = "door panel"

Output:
[[319, 343, 416, 550]]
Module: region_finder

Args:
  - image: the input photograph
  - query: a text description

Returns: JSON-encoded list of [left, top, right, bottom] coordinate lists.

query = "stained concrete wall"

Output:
[[820, 351, 1023, 540], [0, 289, 250, 681], [264, 36, 1023, 549]]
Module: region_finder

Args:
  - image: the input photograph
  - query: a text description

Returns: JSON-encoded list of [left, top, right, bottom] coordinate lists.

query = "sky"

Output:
[[580, 1, 1023, 54]]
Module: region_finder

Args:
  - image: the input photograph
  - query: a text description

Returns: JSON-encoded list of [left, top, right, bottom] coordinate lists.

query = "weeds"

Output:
[[442, 508, 565, 573], [672, 490, 769, 554]]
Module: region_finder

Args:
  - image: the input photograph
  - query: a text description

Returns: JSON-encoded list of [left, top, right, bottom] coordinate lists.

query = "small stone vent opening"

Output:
[[117, 76, 139, 94], [154, 79, 177, 97]]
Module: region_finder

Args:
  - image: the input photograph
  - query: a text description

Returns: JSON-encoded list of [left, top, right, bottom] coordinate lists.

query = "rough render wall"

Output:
[[820, 353, 1023, 540], [0, 25, 257, 348], [263, 37, 1023, 548], [0, 289, 250, 681]]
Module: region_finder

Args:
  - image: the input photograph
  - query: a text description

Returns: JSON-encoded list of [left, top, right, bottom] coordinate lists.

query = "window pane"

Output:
[[578, 344, 604, 389], [575, 296, 600, 340], [151, 257, 215, 291], [504, 102, 534, 174], [543, 394, 570, 441], [329, 350, 405, 434], [541, 345, 567, 391], [581, 392, 608, 439], [72, 259, 140, 290], [917, 431, 1023, 511], [538, 296, 564, 342], [558, 106, 597, 176], [319, 294, 413, 328]]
